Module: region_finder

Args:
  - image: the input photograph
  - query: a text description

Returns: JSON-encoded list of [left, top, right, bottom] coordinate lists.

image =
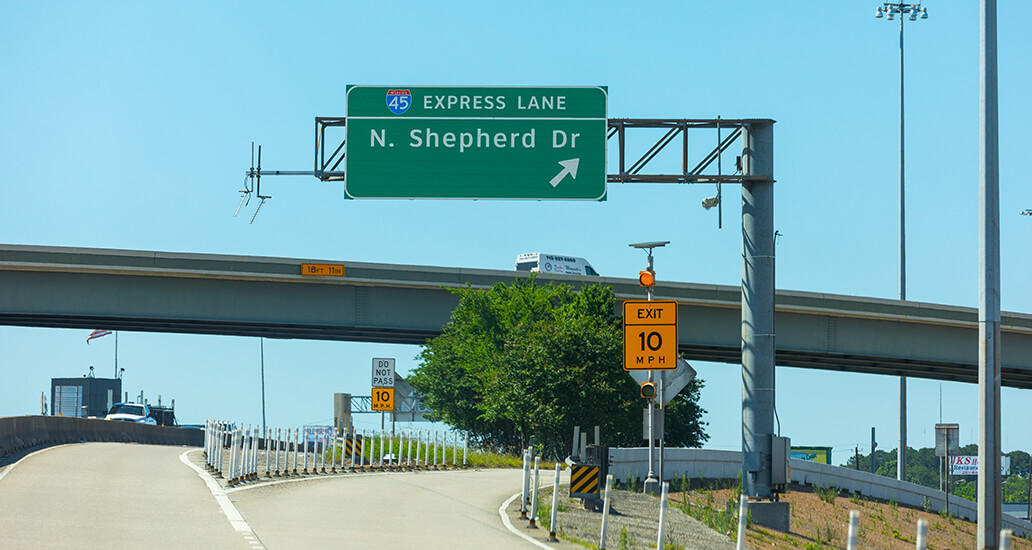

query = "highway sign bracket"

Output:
[[236, 115, 775, 217]]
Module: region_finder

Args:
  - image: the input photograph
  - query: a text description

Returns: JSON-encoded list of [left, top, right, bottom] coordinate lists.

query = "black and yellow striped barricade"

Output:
[[344, 435, 364, 466], [569, 463, 601, 500]]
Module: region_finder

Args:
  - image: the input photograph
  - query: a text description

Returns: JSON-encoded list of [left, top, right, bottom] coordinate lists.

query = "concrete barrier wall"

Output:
[[609, 447, 1032, 536], [0, 415, 203, 457]]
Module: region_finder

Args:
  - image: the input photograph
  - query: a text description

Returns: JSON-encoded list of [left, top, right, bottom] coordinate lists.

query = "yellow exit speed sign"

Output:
[[371, 387, 395, 412], [623, 300, 678, 371]]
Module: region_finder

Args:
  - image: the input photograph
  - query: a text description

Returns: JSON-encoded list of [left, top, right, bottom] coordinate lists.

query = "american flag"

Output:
[[86, 329, 112, 344]]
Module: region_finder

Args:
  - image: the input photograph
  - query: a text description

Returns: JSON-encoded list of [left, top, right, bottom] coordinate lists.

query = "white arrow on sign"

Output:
[[549, 158, 580, 187]]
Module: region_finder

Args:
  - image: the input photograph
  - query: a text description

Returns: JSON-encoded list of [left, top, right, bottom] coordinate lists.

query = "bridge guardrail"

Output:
[[0, 415, 203, 457]]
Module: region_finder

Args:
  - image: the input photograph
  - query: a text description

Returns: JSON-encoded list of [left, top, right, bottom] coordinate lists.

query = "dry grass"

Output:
[[669, 482, 1032, 550]]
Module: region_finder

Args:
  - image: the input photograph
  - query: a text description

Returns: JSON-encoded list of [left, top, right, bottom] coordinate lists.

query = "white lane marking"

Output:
[[225, 468, 426, 494], [498, 490, 556, 550], [179, 450, 265, 549], [0, 445, 65, 483]]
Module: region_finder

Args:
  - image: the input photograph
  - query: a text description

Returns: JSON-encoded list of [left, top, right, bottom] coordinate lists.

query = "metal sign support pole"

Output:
[[978, 0, 1002, 546], [741, 121, 775, 500], [644, 250, 658, 495]]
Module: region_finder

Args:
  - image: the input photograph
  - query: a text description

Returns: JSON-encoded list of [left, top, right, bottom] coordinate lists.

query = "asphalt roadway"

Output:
[[229, 465, 530, 549], [0, 443, 533, 549], [0, 443, 256, 549]]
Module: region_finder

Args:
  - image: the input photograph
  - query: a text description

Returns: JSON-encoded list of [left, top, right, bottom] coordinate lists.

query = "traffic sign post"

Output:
[[623, 300, 678, 371], [344, 86, 607, 200]]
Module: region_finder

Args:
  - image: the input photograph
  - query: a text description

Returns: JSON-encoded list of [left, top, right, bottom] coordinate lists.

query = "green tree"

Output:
[[408, 278, 708, 457]]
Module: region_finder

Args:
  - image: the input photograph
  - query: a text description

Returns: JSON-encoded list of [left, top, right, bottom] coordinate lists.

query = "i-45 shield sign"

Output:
[[385, 89, 411, 115], [372, 358, 395, 387]]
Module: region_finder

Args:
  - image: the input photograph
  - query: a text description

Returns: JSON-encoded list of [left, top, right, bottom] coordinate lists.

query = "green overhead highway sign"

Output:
[[344, 86, 607, 200]]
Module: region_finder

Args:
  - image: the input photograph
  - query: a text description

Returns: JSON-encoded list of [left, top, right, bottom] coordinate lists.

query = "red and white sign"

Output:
[[949, 455, 1011, 476]]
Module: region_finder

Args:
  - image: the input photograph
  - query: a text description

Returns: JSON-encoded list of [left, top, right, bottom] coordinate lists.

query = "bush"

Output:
[[814, 484, 839, 504]]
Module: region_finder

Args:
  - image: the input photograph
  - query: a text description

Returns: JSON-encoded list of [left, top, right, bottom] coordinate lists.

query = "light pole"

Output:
[[630, 240, 669, 495], [875, 1, 928, 483]]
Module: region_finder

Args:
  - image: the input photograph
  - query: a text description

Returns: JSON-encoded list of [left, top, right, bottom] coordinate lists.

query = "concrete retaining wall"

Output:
[[0, 415, 203, 457], [609, 447, 1032, 536]]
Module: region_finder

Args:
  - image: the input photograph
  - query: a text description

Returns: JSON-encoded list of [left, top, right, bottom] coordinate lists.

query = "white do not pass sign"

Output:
[[372, 358, 395, 388]]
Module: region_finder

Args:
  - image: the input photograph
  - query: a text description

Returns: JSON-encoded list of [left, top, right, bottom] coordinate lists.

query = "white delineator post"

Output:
[[292, 427, 299, 475], [302, 428, 310, 474], [415, 430, 422, 468], [1000, 529, 1014, 550], [452, 432, 459, 467], [599, 474, 614, 549], [273, 427, 281, 476], [379, 429, 386, 468], [330, 433, 337, 473], [318, 436, 326, 473], [528, 456, 541, 528], [656, 482, 669, 550], [916, 519, 929, 550], [846, 510, 859, 550], [548, 464, 561, 542], [519, 449, 530, 519], [252, 427, 259, 478], [737, 496, 749, 550], [227, 429, 236, 484], [433, 432, 439, 467], [240, 428, 248, 481], [265, 427, 272, 477], [360, 429, 367, 468], [463, 433, 468, 467]]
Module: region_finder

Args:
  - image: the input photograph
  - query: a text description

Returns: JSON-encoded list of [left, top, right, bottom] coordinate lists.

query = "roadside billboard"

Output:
[[950, 455, 1011, 476], [791, 446, 832, 465]]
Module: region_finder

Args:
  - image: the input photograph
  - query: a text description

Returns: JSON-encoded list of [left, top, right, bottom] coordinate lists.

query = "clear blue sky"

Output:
[[2, 2, 1030, 464]]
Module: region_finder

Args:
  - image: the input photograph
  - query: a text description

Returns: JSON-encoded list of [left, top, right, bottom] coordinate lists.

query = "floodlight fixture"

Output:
[[629, 241, 670, 250], [1020, 209, 1032, 216], [876, 6, 884, 18]]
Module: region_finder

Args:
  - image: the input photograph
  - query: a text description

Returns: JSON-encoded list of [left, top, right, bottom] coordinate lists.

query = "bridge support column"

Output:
[[741, 121, 775, 501]]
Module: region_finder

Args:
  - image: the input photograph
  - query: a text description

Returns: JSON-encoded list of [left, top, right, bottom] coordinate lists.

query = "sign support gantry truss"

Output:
[[244, 117, 775, 187]]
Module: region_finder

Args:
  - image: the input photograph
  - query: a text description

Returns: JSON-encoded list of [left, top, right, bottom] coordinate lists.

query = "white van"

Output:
[[515, 253, 599, 276]]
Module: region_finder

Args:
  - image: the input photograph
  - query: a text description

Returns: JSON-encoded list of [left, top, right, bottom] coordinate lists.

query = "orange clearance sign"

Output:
[[301, 263, 344, 277], [623, 300, 678, 371]]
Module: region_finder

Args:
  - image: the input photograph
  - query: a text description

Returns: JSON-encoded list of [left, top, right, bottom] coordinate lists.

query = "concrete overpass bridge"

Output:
[[1, 244, 1031, 387]]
